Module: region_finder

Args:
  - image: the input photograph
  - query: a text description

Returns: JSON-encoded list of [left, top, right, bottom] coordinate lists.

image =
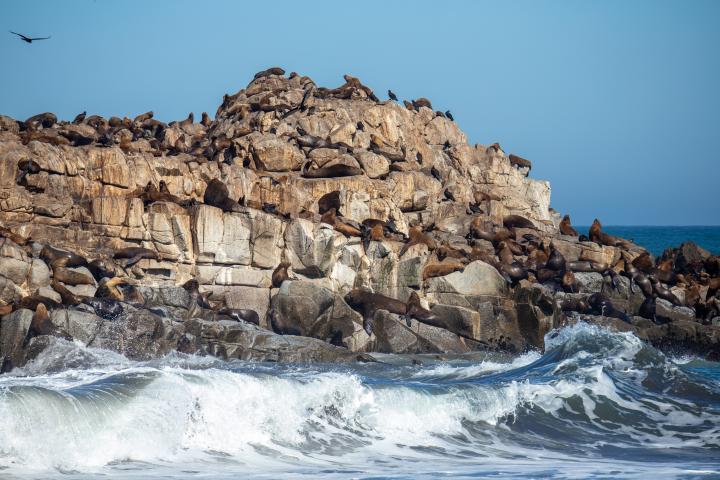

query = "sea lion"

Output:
[[201, 112, 211, 127], [268, 307, 301, 336], [113, 247, 158, 268], [272, 261, 292, 288], [632, 252, 654, 273], [88, 258, 116, 281], [362, 223, 387, 251], [51, 280, 81, 306], [134, 111, 153, 123], [436, 242, 467, 262], [404, 291, 445, 329], [625, 264, 654, 297], [253, 67, 285, 80], [589, 219, 632, 249], [320, 208, 362, 237], [344, 288, 407, 335], [503, 215, 535, 230], [30, 303, 54, 336], [40, 244, 87, 268], [559, 215, 578, 237], [403, 100, 414, 111], [52, 267, 95, 286], [203, 178, 242, 212], [182, 279, 211, 309], [498, 262, 529, 285], [556, 297, 589, 313], [587, 293, 630, 322], [422, 259, 465, 280], [0, 303, 13, 316], [301, 162, 363, 179], [218, 307, 260, 325], [566, 261, 608, 273], [508, 154, 532, 172], [496, 241, 515, 265], [547, 246, 566, 271], [18, 294, 61, 311], [318, 190, 341, 215], [95, 277, 126, 301], [25, 112, 57, 129], [399, 226, 436, 258], [561, 271, 578, 293], [72, 111, 86, 124], [412, 98, 433, 110], [649, 276, 682, 306], [122, 284, 146, 305]]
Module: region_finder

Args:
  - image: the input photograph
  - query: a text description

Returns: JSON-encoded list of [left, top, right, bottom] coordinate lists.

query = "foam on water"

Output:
[[1, 322, 719, 479]]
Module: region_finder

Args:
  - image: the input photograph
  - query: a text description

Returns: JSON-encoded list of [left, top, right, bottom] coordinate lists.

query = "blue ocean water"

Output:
[[577, 226, 720, 256], [0, 323, 718, 479]]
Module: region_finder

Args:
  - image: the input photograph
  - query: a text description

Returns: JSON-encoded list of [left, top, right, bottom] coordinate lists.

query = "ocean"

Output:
[[577, 226, 720, 256], [0, 323, 718, 479]]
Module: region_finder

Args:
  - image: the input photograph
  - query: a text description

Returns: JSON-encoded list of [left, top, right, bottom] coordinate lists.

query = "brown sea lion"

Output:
[[403, 100, 415, 111], [589, 219, 632, 249], [95, 277, 127, 301], [113, 247, 158, 268], [503, 215, 536, 230], [318, 190, 341, 215], [362, 223, 387, 251], [399, 226, 436, 258], [0, 303, 13, 316], [0, 225, 30, 246], [436, 242, 467, 262], [566, 260, 608, 273], [320, 208, 362, 237], [587, 293, 630, 322], [556, 297, 590, 313], [422, 259, 465, 280], [496, 241, 515, 265], [632, 252, 654, 273], [561, 271, 578, 293], [25, 112, 57, 129], [30, 303, 54, 336], [508, 154, 532, 172], [52, 267, 95, 286], [302, 162, 363, 179], [344, 288, 407, 335], [134, 111, 153, 123], [272, 261, 292, 288], [268, 307, 301, 336], [203, 178, 242, 213], [405, 291, 445, 329], [18, 294, 61, 311], [559, 215, 579, 237], [40, 245, 87, 268]]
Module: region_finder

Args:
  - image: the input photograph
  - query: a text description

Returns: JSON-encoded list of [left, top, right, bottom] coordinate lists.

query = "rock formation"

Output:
[[1, 69, 719, 369]]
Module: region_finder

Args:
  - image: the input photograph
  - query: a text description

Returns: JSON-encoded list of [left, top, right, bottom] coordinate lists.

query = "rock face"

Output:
[[1, 69, 719, 368]]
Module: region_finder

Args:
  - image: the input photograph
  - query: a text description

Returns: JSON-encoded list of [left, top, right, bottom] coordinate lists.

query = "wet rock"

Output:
[[0, 309, 33, 370]]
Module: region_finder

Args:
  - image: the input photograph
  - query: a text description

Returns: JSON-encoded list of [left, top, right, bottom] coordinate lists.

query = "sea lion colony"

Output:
[[0, 67, 719, 368]]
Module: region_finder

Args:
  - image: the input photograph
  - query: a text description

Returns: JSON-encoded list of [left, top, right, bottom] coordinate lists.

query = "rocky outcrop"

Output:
[[1, 69, 718, 368]]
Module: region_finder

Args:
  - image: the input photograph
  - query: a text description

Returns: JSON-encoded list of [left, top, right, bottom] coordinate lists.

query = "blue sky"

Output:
[[1, 0, 718, 225]]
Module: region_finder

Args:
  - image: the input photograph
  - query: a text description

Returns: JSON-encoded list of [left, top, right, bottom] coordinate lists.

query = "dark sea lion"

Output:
[[405, 291, 444, 329], [272, 261, 292, 288], [536, 267, 560, 283], [51, 280, 81, 306], [498, 262, 529, 285], [253, 67, 285, 80], [268, 307, 301, 336], [30, 303, 54, 336], [122, 284, 146, 305], [503, 215, 535, 230], [344, 288, 407, 335], [625, 264, 654, 297], [649, 276, 682, 306], [422, 259, 465, 280], [88, 258, 116, 281], [72, 111, 86, 124], [203, 178, 242, 213], [302, 162, 363, 179], [95, 277, 127, 301], [182, 279, 211, 308], [113, 247, 158, 268], [25, 112, 57, 129], [632, 252, 654, 273], [547, 246, 566, 271], [559, 215, 578, 237], [218, 307, 260, 325], [318, 190, 341, 215], [412, 98, 433, 110], [40, 245, 87, 268], [201, 112, 212, 127], [508, 154, 532, 172], [399, 226, 436, 258], [556, 297, 589, 313], [18, 294, 61, 311], [587, 293, 630, 322]]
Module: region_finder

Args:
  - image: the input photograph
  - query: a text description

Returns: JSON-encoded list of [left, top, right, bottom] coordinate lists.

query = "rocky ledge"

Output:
[[1, 68, 719, 370]]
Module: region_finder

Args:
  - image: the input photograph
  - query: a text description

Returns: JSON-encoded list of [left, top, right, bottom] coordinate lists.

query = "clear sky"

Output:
[[1, 0, 718, 225]]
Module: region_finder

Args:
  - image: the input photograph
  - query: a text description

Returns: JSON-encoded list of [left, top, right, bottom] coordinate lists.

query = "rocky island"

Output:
[[1, 68, 719, 369]]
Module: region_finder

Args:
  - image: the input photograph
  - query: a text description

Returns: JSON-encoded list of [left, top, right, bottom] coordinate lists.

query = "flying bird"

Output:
[[10, 31, 51, 43], [388, 90, 398, 102]]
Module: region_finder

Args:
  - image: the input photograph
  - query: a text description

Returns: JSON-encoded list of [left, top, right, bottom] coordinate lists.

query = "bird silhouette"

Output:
[[445, 110, 454, 121], [10, 31, 51, 43], [388, 90, 398, 102]]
